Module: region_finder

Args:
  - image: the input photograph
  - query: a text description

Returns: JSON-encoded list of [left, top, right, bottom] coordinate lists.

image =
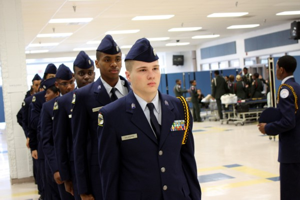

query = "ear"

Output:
[[125, 71, 131, 82], [95, 60, 100, 69], [55, 81, 59, 88]]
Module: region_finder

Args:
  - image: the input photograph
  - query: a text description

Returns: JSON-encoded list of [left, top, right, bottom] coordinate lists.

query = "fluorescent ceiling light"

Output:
[[25, 50, 49, 54], [192, 35, 220, 39], [106, 30, 140, 34], [227, 24, 260, 29], [207, 12, 248, 17], [168, 27, 202, 32], [120, 45, 132, 49], [49, 18, 93, 23], [132, 15, 174, 20], [86, 40, 101, 44], [37, 33, 73, 38], [73, 47, 97, 51], [166, 42, 190, 46], [276, 11, 300, 15], [147, 37, 170, 41], [28, 43, 59, 47]]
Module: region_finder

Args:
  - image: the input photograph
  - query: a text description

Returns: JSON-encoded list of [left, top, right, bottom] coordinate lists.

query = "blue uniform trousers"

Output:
[[280, 163, 300, 200]]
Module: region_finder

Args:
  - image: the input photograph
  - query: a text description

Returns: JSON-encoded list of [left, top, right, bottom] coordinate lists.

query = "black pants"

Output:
[[192, 103, 201, 122], [280, 163, 300, 200], [216, 98, 223, 119]]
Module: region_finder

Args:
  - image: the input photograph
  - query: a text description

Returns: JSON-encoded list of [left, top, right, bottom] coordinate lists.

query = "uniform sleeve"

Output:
[[41, 104, 58, 175], [265, 88, 296, 135], [72, 91, 90, 195], [211, 78, 216, 98], [53, 99, 71, 181], [28, 102, 38, 150], [181, 110, 202, 200], [21, 103, 29, 137], [16, 106, 23, 127], [98, 108, 120, 200], [30, 99, 42, 131]]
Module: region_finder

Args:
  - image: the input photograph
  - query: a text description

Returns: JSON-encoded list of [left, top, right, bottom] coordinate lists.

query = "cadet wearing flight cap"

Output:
[[72, 35, 131, 200], [53, 51, 95, 199], [43, 63, 57, 79], [41, 64, 75, 200], [258, 55, 300, 199], [97, 38, 201, 200]]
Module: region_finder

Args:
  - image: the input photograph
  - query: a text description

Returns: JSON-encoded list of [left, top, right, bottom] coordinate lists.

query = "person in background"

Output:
[[234, 75, 247, 99], [227, 75, 235, 93], [190, 80, 201, 122], [258, 55, 300, 200], [97, 37, 201, 200], [173, 79, 188, 97], [251, 73, 264, 98]]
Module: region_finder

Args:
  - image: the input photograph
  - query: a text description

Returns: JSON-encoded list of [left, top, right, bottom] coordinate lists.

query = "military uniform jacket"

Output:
[[174, 84, 187, 97], [234, 81, 247, 99], [212, 75, 228, 99], [265, 78, 300, 163], [250, 78, 263, 98], [53, 90, 75, 181], [72, 76, 131, 196], [28, 91, 46, 151], [21, 95, 33, 137], [41, 98, 59, 174], [190, 86, 199, 104], [97, 91, 201, 200]]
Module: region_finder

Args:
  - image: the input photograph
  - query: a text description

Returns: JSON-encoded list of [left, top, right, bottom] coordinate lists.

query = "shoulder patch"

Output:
[[22, 101, 25, 106], [72, 93, 76, 104], [53, 101, 59, 110], [280, 88, 289, 99], [32, 96, 36, 102], [98, 113, 104, 126]]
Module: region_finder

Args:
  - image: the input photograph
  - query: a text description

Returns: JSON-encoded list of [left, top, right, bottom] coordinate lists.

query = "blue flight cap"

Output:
[[259, 107, 282, 123], [74, 51, 94, 69], [44, 63, 57, 75], [41, 77, 56, 90], [32, 73, 42, 82], [56, 64, 73, 80], [125, 38, 159, 62], [97, 35, 121, 54]]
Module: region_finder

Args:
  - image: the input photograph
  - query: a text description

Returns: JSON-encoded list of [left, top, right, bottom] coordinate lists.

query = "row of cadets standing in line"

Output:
[[97, 38, 201, 200], [53, 51, 95, 200], [71, 35, 131, 200], [41, 64, 75, 199], [27, 63, 57, 200]]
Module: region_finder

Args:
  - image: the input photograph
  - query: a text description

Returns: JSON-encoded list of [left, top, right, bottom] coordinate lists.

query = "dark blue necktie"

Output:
[[147, 103, 161, 140], [110, 88, 118, 102]]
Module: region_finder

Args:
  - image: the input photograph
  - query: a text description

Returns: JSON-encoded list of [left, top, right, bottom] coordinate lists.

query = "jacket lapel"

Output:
[[126, 91, 158, 145], [94, 78, 111, 106], [159, 93, 175, 147]]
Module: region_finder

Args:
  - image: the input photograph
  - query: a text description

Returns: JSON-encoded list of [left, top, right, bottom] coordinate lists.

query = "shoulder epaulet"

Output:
[[176, 96, 190, 145], [277, 83, 298, 113], [32, 96, 36, 102]]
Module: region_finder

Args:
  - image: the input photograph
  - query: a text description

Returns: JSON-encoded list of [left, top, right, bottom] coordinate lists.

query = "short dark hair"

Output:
[[48, 85, 60, 94], [96, 51, 102, 60], [253, 72, 259, 79], [278, 55, 297, 74], [176, 79, 180, 83], [190, 80, 195, 84], [214, 70, 219, 75], [243, 67, 248, 70]]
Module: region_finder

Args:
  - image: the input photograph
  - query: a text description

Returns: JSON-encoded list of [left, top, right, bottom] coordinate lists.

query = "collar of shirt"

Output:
[[100, 76, 126, 97], [133, 91, 161, 124], [282, 75, 294, 84]]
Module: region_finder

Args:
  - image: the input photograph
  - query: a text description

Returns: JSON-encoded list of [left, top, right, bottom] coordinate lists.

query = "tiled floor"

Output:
[[0, 120, 280, 199]]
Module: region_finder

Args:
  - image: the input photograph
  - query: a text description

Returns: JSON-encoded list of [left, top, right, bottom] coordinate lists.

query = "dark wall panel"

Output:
[[201, 42, 236, 59], [195, 71, 212, 97], [159, 74, 168, 95], [245, 30, 298, 52]]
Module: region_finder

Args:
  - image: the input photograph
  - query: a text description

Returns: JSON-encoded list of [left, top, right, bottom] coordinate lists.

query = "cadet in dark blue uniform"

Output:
[[97, 38, 201, 200], [53, 51, 95, 199], [42, 64, 75, 200], [258, 55, 300, 200], [72, 35, 131, 200]]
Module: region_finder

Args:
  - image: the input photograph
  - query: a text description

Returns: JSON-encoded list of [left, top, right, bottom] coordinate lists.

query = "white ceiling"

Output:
[[22, 0, 300, 55]]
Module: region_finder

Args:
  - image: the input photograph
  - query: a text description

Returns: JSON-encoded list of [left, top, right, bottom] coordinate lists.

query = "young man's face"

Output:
[[126, 60, 160, 98], [74, 66, 95, 88], [32, 80, 41, 93], [276, 62, 283, 80], [95, 52, 122, 82], [55, 78, 75, 95]]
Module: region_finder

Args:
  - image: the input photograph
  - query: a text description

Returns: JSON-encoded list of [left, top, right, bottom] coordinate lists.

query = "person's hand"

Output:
[[53, 171, 64, 185], [26, 138, 30, 148], [80, 194, 95, 200], [245, 84, 249, 88], [31, 150, 38, 159], [258, 123, 267, 134], [64, 181, 74, 196]]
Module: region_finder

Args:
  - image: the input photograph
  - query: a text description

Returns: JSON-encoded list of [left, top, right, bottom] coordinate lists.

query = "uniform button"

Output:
[[163, 185, 168, 191], [158, 150, 163, 156], [161, 167, 166, 173]]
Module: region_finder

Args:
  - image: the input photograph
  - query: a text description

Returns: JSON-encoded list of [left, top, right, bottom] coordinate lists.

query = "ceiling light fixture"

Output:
[[207, 12, 249, 17], [28, 43, 59, 47], [37, 33, 73, 38], [73, 47, 97, 51], [166, 42, 190, 46], [132, 15, 174, 20], [276, 11, 300, 15], [106, 30, 140, 34], [147, 37, 170, 41], [25, 50, 49, 54], [192, 35, 220, 39], [49, 18, 93, 23], [168, 27, 202, 32], [227, 24, 260, 29], [86, 40, 102, 44]]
